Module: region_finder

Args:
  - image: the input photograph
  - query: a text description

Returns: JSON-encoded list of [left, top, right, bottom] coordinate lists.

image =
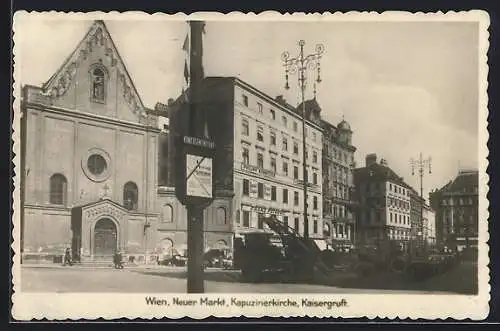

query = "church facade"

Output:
[[20, 20, 232, 262]]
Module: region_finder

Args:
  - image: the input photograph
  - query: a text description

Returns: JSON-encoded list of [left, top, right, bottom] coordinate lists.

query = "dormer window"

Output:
[[91, 67, 106, 103]]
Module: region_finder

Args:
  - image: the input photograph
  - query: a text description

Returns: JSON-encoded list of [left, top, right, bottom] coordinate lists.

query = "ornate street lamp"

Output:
[[281, 40, 324, 239], [410, 153, 432, 257]]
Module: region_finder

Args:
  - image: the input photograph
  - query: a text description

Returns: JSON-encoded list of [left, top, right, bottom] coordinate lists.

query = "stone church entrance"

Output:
[[93, 218, 118, 258]]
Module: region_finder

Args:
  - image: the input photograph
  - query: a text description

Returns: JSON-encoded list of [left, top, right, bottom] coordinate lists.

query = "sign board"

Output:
[[175, 134, 216, 206], [186, 154, 213, 199], [184, 136, 216, 149]]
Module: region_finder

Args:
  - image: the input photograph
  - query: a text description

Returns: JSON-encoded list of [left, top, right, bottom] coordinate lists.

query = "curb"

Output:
[[21, 264, 172, 270]]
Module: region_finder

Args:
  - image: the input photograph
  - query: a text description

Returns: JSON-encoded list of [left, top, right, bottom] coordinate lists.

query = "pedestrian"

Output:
[[63, 248, 73, 266], [113, 249, 124, 269]]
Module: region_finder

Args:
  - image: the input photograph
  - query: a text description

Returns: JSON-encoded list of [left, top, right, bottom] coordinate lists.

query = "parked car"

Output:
[[203, 248, 232, 269], [158, 254, 187, 267]]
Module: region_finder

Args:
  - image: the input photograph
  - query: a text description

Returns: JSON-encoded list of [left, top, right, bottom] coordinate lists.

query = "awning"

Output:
[[314, 239, 328, 251]]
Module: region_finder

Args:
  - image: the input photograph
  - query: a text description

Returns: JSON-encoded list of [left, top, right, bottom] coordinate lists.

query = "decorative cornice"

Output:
[[24, 101, 161, 134]]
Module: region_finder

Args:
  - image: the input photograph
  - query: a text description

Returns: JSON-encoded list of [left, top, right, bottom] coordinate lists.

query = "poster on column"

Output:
[[186, 154, 213, 199]]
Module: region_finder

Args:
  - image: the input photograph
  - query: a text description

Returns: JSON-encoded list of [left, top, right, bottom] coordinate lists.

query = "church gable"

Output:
[[41, 20, 147, 123]]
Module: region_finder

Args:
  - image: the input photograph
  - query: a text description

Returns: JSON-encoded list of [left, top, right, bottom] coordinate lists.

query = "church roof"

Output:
[[41, 20, 147, 117]]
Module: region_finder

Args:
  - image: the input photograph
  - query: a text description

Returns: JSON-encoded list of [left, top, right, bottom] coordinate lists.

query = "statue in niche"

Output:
[[92, 67, 106, 103]]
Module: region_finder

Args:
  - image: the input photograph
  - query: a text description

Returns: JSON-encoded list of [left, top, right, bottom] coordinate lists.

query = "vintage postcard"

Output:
[[11, 10, 490, 320]]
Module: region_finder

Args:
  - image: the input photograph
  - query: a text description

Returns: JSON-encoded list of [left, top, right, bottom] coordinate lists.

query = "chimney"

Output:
[[167, 98, 175, 106], [366, 153, 377, 167]]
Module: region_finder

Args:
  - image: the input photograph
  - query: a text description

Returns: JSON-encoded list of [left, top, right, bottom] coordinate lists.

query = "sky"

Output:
[[15, 17, 481, 201]]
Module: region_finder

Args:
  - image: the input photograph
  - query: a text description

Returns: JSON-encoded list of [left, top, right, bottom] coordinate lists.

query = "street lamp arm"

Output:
[[280, 40, 325, 239]]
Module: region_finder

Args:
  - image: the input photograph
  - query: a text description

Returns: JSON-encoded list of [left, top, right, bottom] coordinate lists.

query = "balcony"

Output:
[[323, 215, 356, 225], [293, 179, 320, 189]]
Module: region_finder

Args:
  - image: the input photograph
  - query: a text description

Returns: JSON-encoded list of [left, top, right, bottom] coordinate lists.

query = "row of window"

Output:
[[242, 178, 319, 209], [441, 197, 475, 206], [241, 94, 319, 142], [388, 197, 410, 211], [49, 174, 139, 210], [389, 212, 410, 226], [242, 120, 319, 162], [362, 182, 410, 197], [324, 183, 352, 200], [326, 164, 351, 183], [388, 229, 410, 240], [324, 145, 353, 165], [323, 200, 351, 218], [238, 211, 320, 234], [389, 183, 410, 196], [241, 147, 319, 184], [331, 223, 352, 237]]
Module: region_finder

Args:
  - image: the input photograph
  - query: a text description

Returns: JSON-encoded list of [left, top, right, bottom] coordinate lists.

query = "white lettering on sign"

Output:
[[251, 206, 283, 216], [186, 154, 213, 198], [183, 136, 215, 149], [241, 163, 275, 177]]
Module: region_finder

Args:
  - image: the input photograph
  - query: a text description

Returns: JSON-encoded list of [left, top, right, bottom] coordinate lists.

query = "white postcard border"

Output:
[[11, 10, 491, 320]]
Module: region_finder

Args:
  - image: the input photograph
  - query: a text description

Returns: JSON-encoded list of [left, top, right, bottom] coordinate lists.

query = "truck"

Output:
[[233, 215, 331, 282]]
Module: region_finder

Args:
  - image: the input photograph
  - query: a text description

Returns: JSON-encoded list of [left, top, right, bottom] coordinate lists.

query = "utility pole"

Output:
[[187, 20, 207, 294], [174, 20, 214, 294], [410, 153, 432, 257], [281, 40, 324, 239]]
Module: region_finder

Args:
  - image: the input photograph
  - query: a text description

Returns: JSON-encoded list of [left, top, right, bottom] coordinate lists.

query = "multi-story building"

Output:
[[168, 77, 324, 240], [19, 20, 233, 261], [353, 154, 412, 248], [21, 20, 161, 260], [429, 169, 479, 251], [321, 119, 357, 250], [409, 188, 425, 241], [423, 204, 436, 245]]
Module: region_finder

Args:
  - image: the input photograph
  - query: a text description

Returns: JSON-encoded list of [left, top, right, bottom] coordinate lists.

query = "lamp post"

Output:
[[281, 40, 324, 239], [410, 153, 432, 256]]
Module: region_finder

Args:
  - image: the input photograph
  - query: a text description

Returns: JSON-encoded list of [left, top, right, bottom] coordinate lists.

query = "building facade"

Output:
[[167, 77, 324, 239], [409, 188, 425, 243], [429, 170, 479, 251], [354, 154, 412, 247], [423, 204, 436, 245], [321, 119, 357, 250], [20, 20, 232, 261]]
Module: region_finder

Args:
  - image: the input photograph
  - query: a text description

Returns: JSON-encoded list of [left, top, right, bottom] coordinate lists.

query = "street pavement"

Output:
[[19, 262, 476, 294]]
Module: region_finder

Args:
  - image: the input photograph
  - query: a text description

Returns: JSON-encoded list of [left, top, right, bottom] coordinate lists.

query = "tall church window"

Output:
[[91, 67, 106, 103], [123, 181, 138, 210], [162, 204, 173, 223], [50, 174, 67, 205], [217, 207, 227, 225]]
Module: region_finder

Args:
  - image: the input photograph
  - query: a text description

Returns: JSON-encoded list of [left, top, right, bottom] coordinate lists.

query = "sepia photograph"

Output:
[[11, 11, 490, 320]]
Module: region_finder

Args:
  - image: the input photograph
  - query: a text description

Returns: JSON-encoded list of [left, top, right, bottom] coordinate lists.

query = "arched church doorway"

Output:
[[159, 238, 174, 256], [94, 218, 118, 257]]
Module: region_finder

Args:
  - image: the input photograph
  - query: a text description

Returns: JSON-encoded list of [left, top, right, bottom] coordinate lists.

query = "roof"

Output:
[[338, 119, 351, 131], [297, 98, 322, 114], [171, 76, 325, 131], [40, 20, 147, 118], [354, 162, 412, 189], [434, 170, 479, 194]]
